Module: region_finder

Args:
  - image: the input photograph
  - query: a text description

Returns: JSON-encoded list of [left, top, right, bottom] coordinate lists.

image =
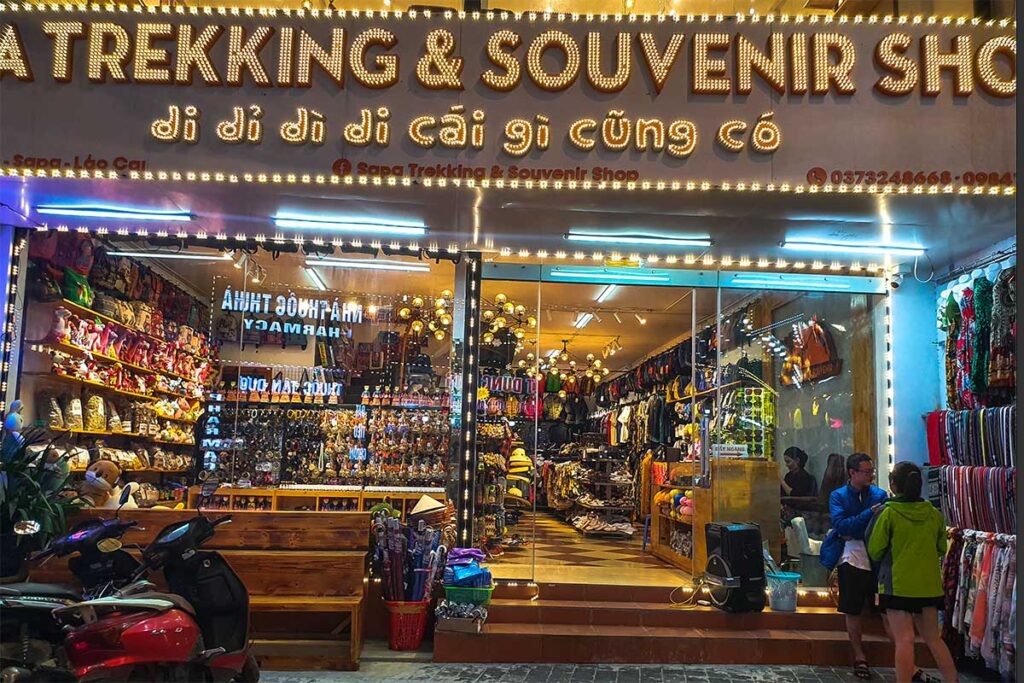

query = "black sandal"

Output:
[[853, 660, 872, 680]]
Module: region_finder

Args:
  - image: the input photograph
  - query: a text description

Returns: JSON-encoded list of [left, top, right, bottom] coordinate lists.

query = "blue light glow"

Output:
[[566, 230, 711, 248], [781, 239, 925, 257], [34, 204, 192, 222], [549, 269, 670, 283], [274, 211, 427, 236]]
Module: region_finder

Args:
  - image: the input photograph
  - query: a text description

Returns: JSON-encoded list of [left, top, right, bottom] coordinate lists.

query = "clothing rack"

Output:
[[936, 243, 1015, 285]]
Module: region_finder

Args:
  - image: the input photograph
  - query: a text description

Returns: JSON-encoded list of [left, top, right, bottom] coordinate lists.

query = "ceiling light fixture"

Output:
[[274, 211, 427, 236], [305, 257, 430, 273], [573, 313, 594, 329], [565, 231, 712, 248], [730, 275, 852, 291], [781, 239, 925, 257], [35, 204, 193, 222], [106, 250, 230, 262], [549, 268, 670, 283], [304, 267, 328, 291], [634, 313, 647, 325], [595, 284, 618, 303], [613, 312, 622, 324]]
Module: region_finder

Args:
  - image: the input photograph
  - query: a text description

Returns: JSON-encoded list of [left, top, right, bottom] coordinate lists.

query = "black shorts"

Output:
[[837, 563, 876, 615], [878, 595, 945, 614]]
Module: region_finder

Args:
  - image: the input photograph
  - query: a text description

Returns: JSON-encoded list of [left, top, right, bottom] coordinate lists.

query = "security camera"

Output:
[[889, 272, 905, 290]]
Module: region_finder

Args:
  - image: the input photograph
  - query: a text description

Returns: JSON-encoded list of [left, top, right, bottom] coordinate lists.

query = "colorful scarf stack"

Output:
[[926, 407, 1016, 467], [938, 466, 1016, 534]]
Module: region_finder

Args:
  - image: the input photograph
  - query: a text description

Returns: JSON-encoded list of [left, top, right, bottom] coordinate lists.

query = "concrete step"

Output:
[[493, 580, 837, 609], [435, 622, 933, 666], [486, 599, 887, 634]]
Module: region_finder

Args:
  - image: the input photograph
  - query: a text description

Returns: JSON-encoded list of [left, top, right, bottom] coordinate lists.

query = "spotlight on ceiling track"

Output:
[[634, 313, 647, 325]]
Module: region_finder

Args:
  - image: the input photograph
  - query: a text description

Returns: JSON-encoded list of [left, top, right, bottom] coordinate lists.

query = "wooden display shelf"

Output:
[[46, 299, 210, 362], [26, 371, 156, 401], [34, 341, 200, 385], [648, 458, 781, 576], [71, 468, 190, 474], [187, 485, 447, 519], [152, 414, 199, 425], [46, 426, 193, 446]]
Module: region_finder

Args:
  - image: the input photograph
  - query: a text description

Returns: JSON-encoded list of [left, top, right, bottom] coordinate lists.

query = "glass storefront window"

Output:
[[14, 230, 458, 516]]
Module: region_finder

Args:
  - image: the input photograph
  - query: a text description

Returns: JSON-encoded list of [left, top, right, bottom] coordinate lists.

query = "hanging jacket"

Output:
[[867, 497, 946, 599]]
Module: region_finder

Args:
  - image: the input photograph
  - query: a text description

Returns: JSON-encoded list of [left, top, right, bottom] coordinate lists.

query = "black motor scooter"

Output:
[[0, 491, 141, 682]]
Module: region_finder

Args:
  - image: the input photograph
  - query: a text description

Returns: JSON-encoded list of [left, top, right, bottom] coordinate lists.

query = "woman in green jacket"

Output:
[[867, 462, 958, 683]]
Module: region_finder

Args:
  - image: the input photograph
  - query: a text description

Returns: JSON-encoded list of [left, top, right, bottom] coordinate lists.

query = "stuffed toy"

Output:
[[110, 481, 140, 510], [80, 459, 121, 507], [1, 400, 25, 460], [42, 307, 73, 344]]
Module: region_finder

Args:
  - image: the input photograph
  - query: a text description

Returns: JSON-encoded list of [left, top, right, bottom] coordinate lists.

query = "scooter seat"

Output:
[[54, 594, 196, 623], [0, 582, 80, 603], [127, 591, 197, 616]]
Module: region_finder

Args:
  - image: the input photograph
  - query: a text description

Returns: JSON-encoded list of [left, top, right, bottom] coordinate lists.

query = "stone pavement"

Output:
[[263, 664, 981, 682]]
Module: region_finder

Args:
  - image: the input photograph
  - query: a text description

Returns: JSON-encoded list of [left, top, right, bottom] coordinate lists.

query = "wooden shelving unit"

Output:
[[187, 485, 448, 520]]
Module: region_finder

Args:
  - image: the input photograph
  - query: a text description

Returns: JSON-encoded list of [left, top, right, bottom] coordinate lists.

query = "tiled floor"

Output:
[[489, 512, 693, 586], [263, 663, 981, 682]]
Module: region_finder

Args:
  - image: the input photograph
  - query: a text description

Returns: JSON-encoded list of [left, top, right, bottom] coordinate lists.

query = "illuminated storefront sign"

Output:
[[0, 8, 1015, 189], [220, 285, 363, 339]]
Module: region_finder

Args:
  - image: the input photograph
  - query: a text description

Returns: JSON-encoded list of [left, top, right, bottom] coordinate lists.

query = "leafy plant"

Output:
[[0, 427, 82, 553]]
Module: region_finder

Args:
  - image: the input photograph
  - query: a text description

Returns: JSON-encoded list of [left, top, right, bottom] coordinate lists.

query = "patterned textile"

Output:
[[971, 276, 994, 400], [989, 268, 1016, 390]]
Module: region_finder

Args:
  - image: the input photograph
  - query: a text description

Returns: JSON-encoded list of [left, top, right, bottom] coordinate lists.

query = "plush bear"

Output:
[[79, 459, 121, 508]]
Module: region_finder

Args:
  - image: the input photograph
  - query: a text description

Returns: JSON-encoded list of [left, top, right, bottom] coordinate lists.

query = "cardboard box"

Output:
[[436, 617, 483, 634]]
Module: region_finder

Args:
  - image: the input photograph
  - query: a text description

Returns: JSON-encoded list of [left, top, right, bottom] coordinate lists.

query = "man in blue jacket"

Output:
[[820, 453, 887, 680]]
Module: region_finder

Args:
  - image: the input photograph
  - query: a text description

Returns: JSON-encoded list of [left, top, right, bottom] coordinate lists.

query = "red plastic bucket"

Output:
[[384, 600, 430, 651]]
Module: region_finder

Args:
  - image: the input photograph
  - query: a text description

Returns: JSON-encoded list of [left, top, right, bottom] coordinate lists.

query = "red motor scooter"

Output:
[[54, 481, 259, 682]]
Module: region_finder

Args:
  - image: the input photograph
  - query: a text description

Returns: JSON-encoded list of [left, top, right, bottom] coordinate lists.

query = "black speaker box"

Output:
[[705, 522, 766, 613]]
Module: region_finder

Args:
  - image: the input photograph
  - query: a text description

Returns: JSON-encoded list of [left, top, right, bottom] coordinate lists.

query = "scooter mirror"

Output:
[[13, 520, 40, 536], [97, 538, 123, 553], [118, 487, 133, 507], [200, 480, 219, 498]]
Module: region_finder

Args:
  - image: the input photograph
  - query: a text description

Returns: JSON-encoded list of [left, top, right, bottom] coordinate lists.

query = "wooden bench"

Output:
[[32, 509, 370, 671]]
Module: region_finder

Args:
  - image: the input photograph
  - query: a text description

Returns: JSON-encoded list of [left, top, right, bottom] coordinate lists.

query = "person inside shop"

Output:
[[867, 462, 958, 683], [820, 453, 887, 681], [780, 446, 819, 498]]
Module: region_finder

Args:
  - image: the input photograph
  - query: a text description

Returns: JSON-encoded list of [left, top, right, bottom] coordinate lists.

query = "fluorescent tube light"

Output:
[[781, 239, 925, 257], [573, 313, 594, 329], [35, 204, 193, 222], [106, 250, 230, 262], [305, 257, 429, 273], [275, 211, 427, 236], [730, 275, 851, 291], [549, 269, 670, 283], [595, 285, 618, 303], [304, 267, 328, 291], [565, 231, 712, 248]]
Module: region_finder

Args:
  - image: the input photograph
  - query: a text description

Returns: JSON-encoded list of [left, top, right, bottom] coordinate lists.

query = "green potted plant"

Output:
[[0, 424, 81, 581]]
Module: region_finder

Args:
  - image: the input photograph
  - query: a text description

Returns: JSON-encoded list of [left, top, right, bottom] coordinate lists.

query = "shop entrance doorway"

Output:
[[474, 265, 724, 586], [474, 264, 885, 589]]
